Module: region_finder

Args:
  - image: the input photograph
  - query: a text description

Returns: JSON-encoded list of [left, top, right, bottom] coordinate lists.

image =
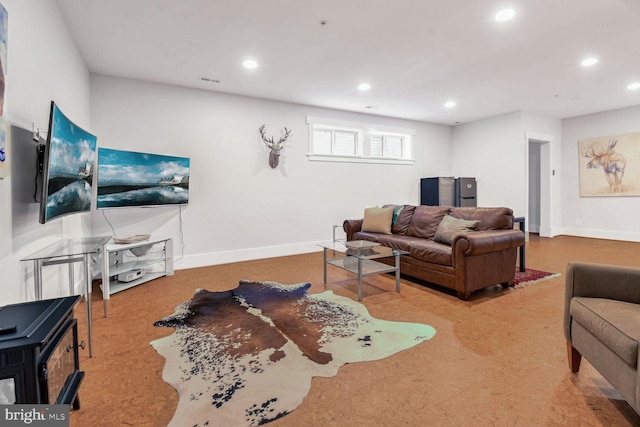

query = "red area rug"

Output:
[[509, 268, 560, 288]]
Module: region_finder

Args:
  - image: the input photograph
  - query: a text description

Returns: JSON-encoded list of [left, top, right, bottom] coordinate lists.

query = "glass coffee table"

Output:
[[319, 240, 408, 301]]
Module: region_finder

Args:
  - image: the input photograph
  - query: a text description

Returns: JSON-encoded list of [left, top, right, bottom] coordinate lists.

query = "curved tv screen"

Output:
[[39, 101, 97, 224], [97, 148, 190, 209]]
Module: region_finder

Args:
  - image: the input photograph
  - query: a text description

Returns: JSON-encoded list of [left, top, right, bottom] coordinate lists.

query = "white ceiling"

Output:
[[55, 0, 640, 125]]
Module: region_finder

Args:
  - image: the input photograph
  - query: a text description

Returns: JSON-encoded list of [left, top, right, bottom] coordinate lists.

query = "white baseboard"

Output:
[[173, 241, 322, 271], [555, 227, 640, 242], [539, 226, 554, 238]]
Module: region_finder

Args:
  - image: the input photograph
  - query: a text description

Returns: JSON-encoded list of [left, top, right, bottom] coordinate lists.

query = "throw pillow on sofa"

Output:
[[361, 206, 394, 234], [433, 215, 480, 245], [382, 204, 405, 225]]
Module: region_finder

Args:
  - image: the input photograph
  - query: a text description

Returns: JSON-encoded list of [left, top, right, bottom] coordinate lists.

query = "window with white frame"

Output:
[[312, 126, 361, 156], [370, 134, 407, 159], [307, 116, 414, 165]]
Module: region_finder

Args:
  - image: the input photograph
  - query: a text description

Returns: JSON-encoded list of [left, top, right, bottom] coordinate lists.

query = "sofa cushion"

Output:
[[409, 240, 453, 266], [392, 205, 415, 235], [375, 234, 416, 252], [433, 215, 480, 245], [382, 204, 406, 226], [449, 207, 513, 231], [361, 207, 394, 234], [571, 297, 640, 369], [407, 206, 451, 239]]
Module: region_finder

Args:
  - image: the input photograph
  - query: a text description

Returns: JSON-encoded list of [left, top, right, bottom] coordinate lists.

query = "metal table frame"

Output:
[[320, 241, 407, 301], [20, 236, 110, 357], [514, 216, 526, 272]]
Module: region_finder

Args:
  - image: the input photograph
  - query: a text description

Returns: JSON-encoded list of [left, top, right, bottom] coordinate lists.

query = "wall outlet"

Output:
[[575, 219, 582, 226]]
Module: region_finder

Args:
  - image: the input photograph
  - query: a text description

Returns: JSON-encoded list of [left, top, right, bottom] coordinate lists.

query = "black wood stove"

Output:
[[0, 296, 84, 408]]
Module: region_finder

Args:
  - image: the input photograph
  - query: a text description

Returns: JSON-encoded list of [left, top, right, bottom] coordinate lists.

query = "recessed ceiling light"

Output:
[[627, 82, 640, 90], [581, 57, 598, 67], [358, 83, 371, 91], [243, 59, 258, 69], [444, 101, 456, 108], [495, 8, 515, 22]]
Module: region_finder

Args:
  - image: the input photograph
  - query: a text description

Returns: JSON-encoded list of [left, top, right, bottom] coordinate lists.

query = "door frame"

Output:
[[525, 131, 554, 237]]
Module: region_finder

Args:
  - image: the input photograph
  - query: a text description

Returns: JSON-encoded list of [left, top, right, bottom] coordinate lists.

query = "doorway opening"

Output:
[[525, 132, 553, 238]]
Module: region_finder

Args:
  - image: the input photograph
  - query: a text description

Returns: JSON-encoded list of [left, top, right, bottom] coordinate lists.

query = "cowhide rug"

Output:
[[151, 280, 436, 426]]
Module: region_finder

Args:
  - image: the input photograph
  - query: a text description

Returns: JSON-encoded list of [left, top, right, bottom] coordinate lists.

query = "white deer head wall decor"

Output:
[[259, 124, 291, 169]]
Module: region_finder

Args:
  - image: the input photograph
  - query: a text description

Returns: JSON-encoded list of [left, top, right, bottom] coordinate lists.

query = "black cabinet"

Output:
[[420, 177, 455, 206]]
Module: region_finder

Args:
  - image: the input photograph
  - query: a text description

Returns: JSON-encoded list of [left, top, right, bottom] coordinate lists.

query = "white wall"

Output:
[[89, 74, 452, 270], [561, 105, 640, 241], [0, 0, 91, 305], [451, 112, 527, 215], [451, 111, 563, 234]]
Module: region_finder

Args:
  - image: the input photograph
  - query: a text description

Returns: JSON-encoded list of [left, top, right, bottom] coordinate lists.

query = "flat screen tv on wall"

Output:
[[97, 148, 190, 209], [39, 101, 97, 224]]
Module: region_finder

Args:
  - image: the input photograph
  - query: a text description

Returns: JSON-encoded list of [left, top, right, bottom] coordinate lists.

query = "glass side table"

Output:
[[319, 240, 408, 301], [20, 236, 110, 357]]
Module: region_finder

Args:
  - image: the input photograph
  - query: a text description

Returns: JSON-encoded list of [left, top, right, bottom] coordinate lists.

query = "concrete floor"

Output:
[[69, 235, 640, 426]]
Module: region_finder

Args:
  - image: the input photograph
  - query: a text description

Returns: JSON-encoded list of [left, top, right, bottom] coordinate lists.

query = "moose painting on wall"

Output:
[[579, 131, 640, 197]]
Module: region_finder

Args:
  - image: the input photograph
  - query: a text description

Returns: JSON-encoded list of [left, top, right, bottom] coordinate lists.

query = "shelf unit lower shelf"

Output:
[[101, 237, 173, 316], [100, 271, 168, 295]]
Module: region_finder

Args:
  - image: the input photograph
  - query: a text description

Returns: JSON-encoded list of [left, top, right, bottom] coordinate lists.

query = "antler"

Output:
[[258, 125, 291, 148], [258, 124, 274, 147], [582, 142, 603, 158], [278, 128, 292, 146], [582, 139, 620, 158]]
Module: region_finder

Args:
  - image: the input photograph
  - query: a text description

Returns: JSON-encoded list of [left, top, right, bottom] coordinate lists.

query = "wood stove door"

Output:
[[37, 319, 84, 407]]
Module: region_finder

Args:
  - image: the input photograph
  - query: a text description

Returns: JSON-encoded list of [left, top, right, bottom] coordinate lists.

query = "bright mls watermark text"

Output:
[[1, 405, 69, 426]]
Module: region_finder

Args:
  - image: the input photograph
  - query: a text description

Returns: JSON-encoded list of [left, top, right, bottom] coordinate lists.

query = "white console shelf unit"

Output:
[[101, 237, 173, 317]]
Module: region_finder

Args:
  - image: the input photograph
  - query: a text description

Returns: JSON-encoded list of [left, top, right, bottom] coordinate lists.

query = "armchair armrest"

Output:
[[343, 219, 363, 241], [564, 262, 640, 341]]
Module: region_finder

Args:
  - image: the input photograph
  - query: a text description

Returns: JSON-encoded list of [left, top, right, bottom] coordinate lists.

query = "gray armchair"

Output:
[[564, 262, 640, 415]]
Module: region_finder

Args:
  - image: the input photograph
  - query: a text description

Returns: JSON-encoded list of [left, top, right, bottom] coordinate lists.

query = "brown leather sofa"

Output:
[[343, 205, 525, 300]]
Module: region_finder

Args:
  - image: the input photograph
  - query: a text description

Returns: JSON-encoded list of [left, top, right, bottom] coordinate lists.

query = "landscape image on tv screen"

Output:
[[97, 148, 190, 209], [40, 102, 97, 224]]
